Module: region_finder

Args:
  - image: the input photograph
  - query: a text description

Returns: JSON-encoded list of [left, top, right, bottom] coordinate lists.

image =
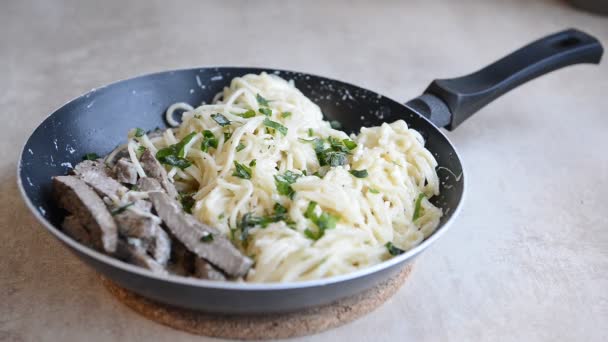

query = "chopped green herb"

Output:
[[194, 114, 202, 119], [312, 138, 325, 153], [137, 146, 146, 154], [386, 242, 405, 256], [303, 201, 340, 240], [349, 169, 368, 178], [342, 139, 357, 150], [224, 131, 233, 141], [177, 132, 197, 157], [281, 111, 292, 118], [200, 233, 214, 242], [156, 132, 197, 169], [218, 213, 225, 220], [308, 128, 314, 137], [211, 113, 231, 126], [259, 107, 272, 116], [180, 194, 195, 214], [301, 170, 307, 176], [369, 188, 380, 194], [232, 161, 252, 179], [256, 93, 270, 107], [330, 120, 342, 129], [157, 155, 191, 169], [263, 118, 288, 136], [236, 142, 246, 152], [82, 153, 99, 161], [274, 170, 301, 198], [322, 151, 348, 167], [249, 159, 257, 167], [412, 193, 425, 221], [327, 137, 350, 153], [200, 130, 218, 152], [111, 202, 134, 216], [238, 109, 256, 118], [134, 128, 145, 137], [274, 202, 288, 215]]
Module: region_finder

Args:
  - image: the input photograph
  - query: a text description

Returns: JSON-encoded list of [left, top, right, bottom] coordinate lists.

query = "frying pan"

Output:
[[18, 29, 603, 314]]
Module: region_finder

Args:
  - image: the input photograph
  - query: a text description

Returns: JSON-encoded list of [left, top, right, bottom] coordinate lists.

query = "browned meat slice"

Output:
[[148, 191, 252, 277], [114, 210, 157, 239], [73, 159, 127, 198], [150, 226, 171, 265], [61, 215, 92, 246], [139, 149, 179, 199], [194, 258, 227, 281], [52, 176, 118, 253], [113, 158, 138, 184], [116, 239, 167, 275]]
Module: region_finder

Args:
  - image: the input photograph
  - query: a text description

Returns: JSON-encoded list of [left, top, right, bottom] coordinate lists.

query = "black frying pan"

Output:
[[18, 29, 603, 313]]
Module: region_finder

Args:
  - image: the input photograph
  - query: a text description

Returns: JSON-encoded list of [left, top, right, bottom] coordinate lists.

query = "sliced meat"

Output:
[[73, 159, 127, 198], [52, 176, 118, 253], [148, 191, 252, 277], [61, 215, 92, 246], [150, 227, 171, 265], [114, 158, 138, 184], [116, 239, 167, 275], [137, 177, 163, 192], [104, 144, 130, 167], [194, 258, 227, 281], [139, 149, 179, 199], [113, 199, 157, 239]]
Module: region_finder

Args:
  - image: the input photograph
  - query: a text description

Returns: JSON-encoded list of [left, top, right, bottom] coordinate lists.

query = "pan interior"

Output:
[[19, 67, 464, 267]]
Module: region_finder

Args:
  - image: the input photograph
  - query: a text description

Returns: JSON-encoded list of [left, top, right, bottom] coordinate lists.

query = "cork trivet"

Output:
[[103, 264, 413, 340]]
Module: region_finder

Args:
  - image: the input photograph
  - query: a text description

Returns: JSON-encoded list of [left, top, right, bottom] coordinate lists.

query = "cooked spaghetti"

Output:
[[127, 72, 442, 282]]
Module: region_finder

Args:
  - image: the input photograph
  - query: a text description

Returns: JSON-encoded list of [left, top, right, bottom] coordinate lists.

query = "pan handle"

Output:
[[406, 28, 603, 130]]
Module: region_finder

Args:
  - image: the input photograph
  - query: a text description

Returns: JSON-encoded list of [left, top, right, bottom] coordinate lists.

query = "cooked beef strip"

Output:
[[61, 215, 92, 246], [116, 239, 167, 275], [148, 191, 252, 277], [52, 176, 118, 253], [137, 177, 163, 192], [139, 149, 179, 199], [114, 158, 138, 184], [194, 258, 227, 281], [73, 159, 128, 198], [113, 209, 157, 239], [150, 226, 171, 265]]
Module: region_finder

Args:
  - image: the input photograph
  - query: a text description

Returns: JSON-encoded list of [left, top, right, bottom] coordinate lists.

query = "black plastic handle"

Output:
[[406, 29, 603, 130]]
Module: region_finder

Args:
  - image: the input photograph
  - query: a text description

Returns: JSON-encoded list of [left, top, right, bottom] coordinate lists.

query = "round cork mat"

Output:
[[103, 264, 413, 340]]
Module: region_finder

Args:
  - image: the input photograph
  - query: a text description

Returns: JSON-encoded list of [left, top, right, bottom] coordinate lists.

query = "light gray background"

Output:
[[1, 0, 607, 341]]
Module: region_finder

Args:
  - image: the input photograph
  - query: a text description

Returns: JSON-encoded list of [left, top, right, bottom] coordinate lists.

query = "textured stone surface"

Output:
[[1, 0, 607, 341]]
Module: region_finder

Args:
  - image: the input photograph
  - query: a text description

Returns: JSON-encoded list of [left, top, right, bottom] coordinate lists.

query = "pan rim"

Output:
[[17, 66, 466, 291]]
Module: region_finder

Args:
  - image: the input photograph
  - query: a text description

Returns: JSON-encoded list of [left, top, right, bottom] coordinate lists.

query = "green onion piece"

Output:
[[323, 151, 348, 167], [232, 161, 252, 179], [412, 193, 425, 221], [308, 128, 314, 137], [224, 131, 233, 141], [263, 118, 288, 136], [249, 159, 257, 167], [236, 142, 246, 152], [200, 233, 214, 243], [274, 170, 301, 198], [303, 201, 340, 240], [180, 194, 195, 214], [134, 128, 145, 137], [259, 107, 272, 116], [82, 153, 99, 161], [281, 111, 292, 118], [157, 155, 191, 169], [304, 201, 317, 219], [369, 188, 380, 194], [177, 132, 197, 158], [238, 109, 256, 118], [349, 169, 368, 178], [342, 139, 357, 150], [137, 146, 146, 154], [385, 242, 405, 256], [256, 93, 270, 106], [111, 202, 134, 215], [211, 113, 231, 126]]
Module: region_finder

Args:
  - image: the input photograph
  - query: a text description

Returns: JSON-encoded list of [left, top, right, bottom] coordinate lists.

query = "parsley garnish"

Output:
[[236, 142, 246, 152], [157, 155, 191, 169], [238, 109, 256, 118], [200, 233, 214, 242], [180, 194, 195, 214], [349, 169, 368, 178], [211, 113, 230, 126], [412, 193, 425, 221], [82, 153, 99, 161], [134, 128, 145, 137], [249, 159, 257, 167], [322, 151, 348, 167], [111, 202, 134, 216], [224, 131, 233, 141], [303, 201, 340, 240], [156, 132, 197, 169], [238, 203, 290, 243], [137, 146, 146, 154], [281, 111, 292, 118], [263, 118, 288, 136], [232, 161, 252, 179], [385, 242, 405, 256], [256, 93, 270, 107], [200, 130, 218, 152], [274, 170, 301, 198], [342, 139, 357, 150]]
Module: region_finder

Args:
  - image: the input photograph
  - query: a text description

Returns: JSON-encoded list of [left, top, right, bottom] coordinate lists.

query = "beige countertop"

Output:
[[1, 0, 607, 341]]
